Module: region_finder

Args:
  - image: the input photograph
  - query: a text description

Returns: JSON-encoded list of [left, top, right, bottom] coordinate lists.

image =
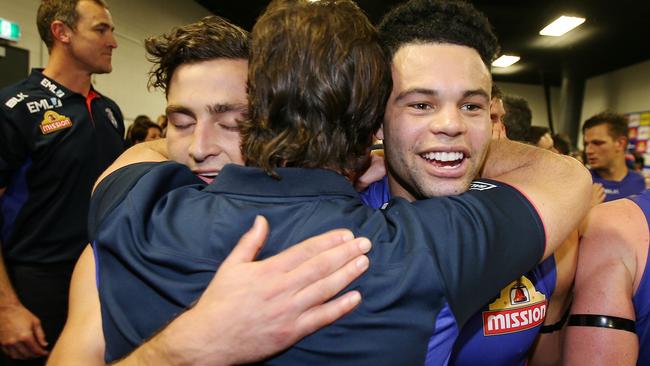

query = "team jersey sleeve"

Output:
[[88, 161, 199, 241], [402, 179, 545, 327]]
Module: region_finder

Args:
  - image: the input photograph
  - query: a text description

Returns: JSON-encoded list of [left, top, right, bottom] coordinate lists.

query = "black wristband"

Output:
[[568, 314, 636, 333], [539, 305, 571, 333]]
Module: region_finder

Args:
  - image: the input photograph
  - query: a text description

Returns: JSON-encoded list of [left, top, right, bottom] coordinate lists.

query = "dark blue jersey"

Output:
[[360, 177, 557, 366], [631, 190, 650, 365], [0, 69, 124, 264], [91, 162, 545, 364]]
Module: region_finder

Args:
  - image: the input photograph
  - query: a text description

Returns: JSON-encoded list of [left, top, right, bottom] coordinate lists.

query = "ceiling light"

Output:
[[492, 55, 520, 68], [539, 16, 586, 37]]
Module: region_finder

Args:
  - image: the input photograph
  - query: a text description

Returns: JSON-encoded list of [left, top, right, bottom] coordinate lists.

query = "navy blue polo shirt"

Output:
[[91, 162, 545, 364], [0, 69, 125, 264]]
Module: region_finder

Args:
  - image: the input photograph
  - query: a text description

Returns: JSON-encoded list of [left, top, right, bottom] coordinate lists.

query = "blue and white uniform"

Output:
[[360, 178, 557, 365], [591, 170, 645, 202]]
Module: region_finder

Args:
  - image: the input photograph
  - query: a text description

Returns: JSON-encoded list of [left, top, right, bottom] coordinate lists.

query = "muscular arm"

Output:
[[0, 188, 48, 359], [564, 200, 645, 365], [481, 139, 592, 259], [49, 216, 370, 366]]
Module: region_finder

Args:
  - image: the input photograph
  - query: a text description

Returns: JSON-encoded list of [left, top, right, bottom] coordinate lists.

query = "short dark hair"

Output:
[[37, 0, 108, 51], [553, 133, 572, 155], [527, 126, 550, 145], [131, 120, 161, 143], [145, 15, 249, 96], [378, 0, 499, 68], [241, 0, 390, 177], [502, 96, 532, 142], [582, 112, 629, 140]]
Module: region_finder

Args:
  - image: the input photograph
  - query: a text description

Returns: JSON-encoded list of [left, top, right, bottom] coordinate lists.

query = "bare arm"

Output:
[[46, 246, 104, 366], [62, 216, 370, 366], [564, 200, 645, 365], [481, 139, 592, 259]]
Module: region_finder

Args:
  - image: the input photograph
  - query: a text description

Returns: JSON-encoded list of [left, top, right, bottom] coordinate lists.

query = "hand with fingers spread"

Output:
[[119, 215, 370, 366], [0, 303, 48, 360]]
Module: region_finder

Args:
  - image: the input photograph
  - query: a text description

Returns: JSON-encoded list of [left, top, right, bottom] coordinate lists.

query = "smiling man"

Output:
[[360, 1, 578, 364], [0, 1, 124, 364]]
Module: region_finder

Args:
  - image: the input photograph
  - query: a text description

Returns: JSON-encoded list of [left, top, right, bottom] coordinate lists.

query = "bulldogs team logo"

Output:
[[482, 276, 547, 336], [40, 110, 73, 134]]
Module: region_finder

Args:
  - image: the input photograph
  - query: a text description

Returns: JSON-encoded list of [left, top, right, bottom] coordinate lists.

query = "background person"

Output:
[[0, 1, 124, 364], [583, 111, 645, 202]]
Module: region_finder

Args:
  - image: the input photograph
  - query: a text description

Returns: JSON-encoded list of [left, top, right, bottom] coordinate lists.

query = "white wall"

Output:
[[581, 59, 650, 122], [496, 81, 561, 128], [0, 0, 211, 125]]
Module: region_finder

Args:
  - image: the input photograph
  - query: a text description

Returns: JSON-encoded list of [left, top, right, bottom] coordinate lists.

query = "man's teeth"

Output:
[[199, 172, 219, 177], [421, 151, 464, 162]]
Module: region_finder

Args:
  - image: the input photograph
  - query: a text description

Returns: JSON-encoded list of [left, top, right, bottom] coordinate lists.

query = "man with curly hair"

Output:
[[358, 1, 577, 365]]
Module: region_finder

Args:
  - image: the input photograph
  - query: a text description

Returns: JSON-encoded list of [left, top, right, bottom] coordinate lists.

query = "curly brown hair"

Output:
[[145, 15, 249, 97], [241, 0, 390, 178]]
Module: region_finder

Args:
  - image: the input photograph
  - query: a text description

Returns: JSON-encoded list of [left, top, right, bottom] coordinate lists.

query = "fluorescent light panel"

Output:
[[492, 55, 520, 68], [539, 16, 586, 36]]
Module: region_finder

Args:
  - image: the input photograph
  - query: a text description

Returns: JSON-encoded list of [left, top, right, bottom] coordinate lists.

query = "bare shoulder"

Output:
[[573, 199, 647, 314], [581, 199, 647, 272]]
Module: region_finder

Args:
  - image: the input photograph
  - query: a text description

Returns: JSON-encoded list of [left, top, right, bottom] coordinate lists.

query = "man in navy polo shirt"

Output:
[[48, 15, 372, 366], [0, 1, 124, 364]]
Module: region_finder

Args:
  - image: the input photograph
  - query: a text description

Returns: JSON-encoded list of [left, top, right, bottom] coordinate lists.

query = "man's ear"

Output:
[[616, 136, 628, 151], [376, 123, 385, 140], [50, 20, 72, 45]]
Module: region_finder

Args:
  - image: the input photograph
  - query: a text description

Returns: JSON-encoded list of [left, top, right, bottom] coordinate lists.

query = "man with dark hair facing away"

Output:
[[47, 14, 370, 366], [0, 1, 124, 364]]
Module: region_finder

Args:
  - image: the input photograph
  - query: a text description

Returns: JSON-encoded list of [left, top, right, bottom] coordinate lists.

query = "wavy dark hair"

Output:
[[37, 0, 108, 51], [378, 0, 499, 68], [145, 16, 249, 96], [241, 0, 390, 177]]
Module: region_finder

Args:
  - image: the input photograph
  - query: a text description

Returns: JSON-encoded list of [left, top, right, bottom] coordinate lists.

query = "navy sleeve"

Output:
[[395, 179, 545, 327], [88, 162, 198, 240]]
